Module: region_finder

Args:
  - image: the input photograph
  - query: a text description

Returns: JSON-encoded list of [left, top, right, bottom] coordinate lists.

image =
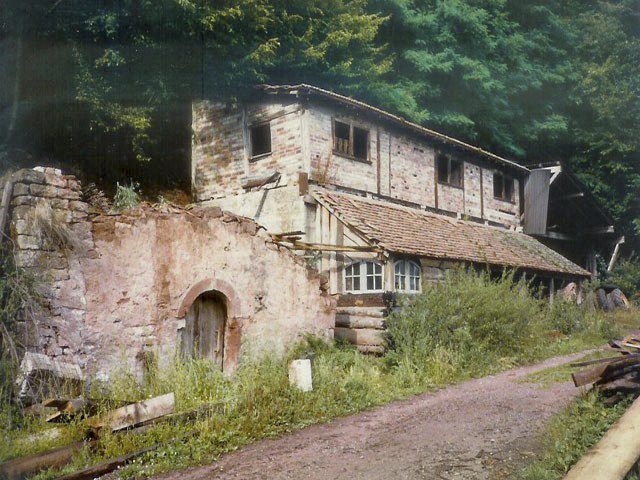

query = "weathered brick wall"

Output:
[[308, 106, 379, 193], [192, 97, 522, 229], [482, 168, 520, 226], [7, 169, 335, 380], [192, 99, 305, 202], [388, 133, 436, 206]]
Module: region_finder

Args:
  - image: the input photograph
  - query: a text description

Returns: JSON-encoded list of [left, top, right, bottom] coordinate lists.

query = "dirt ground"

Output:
[[157, 351, 590, 480]]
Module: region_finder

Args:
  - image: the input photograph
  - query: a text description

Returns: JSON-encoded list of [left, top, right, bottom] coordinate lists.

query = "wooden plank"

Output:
[[89, 392, 175, 432], [0, 180, 13, 237], [570, 354, 640, 368], [54, 444, 159, 480], [572, 357, 640, 387], [563, 395, 640, 480], [0, 441, 90, 480], [523, 169, 550, 235]]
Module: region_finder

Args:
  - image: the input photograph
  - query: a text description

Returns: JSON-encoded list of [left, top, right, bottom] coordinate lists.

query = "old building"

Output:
[[192, 84, 599, 350], [1, 168, 335, 380]]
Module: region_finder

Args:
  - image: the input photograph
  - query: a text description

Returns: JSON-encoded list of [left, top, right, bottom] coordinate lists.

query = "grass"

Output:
[[1, 269, 638, 479], [518, 349, 611, 388], [519, 391, 634, 480]]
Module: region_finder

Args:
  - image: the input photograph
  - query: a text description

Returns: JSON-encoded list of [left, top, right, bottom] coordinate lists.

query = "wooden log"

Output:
[[334, 327, 385, 346], [572, 356, 640, 387], [53, 444, 159, 480], [570, 354, 640, 368], [335, 314, 386, 330], [88, 392, 175, 432], [563, 395, 640, 480], [0, 441, 91, 480]]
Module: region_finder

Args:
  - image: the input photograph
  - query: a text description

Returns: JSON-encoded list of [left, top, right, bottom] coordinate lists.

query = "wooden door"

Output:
[[182, 294, 226, 369]]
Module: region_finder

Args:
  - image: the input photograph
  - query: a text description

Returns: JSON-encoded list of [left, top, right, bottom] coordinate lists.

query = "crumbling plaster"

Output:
[[6, 168, 335, 380]]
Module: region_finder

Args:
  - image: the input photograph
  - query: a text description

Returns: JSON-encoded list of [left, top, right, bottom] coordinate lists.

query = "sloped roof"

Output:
[[258, 84, 529, 174], [314, 190, 590, 277]]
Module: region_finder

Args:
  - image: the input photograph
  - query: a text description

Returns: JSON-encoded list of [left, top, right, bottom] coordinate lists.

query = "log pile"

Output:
[[572, 332, 640, 404]]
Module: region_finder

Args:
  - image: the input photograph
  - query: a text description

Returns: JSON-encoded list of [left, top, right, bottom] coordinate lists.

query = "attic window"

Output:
[[333, 119, 369, 161], [437, 154, 462, 187], [250, 122, 271, 158], [493, 172, 514, 202]]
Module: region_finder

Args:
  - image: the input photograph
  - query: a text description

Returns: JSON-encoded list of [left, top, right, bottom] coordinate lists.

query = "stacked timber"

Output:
[[572, 333, 640, 404], [334, 306, 386, 354]]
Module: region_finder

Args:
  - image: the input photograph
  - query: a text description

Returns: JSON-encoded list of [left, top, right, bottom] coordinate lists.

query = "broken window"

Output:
[[436, 154, 462, 187], [493, 172, 515, 202], [333, 119, 369, 161], [344, 260, 383, 293], [250, 122, 271, 158], [394, 260, 421, 293]]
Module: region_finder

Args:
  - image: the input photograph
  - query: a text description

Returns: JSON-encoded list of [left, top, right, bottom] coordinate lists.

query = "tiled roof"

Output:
[[314, 191, 590, 277], [259, 84, 529, 174]]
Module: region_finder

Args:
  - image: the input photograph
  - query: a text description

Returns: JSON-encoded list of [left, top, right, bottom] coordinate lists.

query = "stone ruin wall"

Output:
[[3, 168, 335, 380]]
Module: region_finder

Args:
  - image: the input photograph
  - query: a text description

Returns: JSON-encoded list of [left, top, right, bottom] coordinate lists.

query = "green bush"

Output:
[[606, 258, 640, 300], [385, 268, 614, 380], [113, 181, 140, 211]]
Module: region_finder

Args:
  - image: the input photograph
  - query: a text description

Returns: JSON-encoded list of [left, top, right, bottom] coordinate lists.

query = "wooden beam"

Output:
[[275, 238, 383, 253], [54, 444, 159, 480], [0, 180, 13, 238], [0, 441, 91, 480], [563, 395, 640, 480], [608, 236, 625, 272], [88, 392, 175, 432]]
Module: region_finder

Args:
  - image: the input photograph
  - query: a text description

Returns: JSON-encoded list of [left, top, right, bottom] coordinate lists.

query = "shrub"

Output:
[[113, 181, 140, 211], [606, 258, 640, 300], [385, 268, 613, 380]]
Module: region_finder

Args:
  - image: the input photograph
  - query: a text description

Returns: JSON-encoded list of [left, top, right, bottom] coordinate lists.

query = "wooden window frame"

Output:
[[394, 260, 422, 293], [436, 154, 463, 188], [493, 172, 515, 203], [332, 118, 370, 163], [249, 121, 272, 160], [344, 260, 384, 293]]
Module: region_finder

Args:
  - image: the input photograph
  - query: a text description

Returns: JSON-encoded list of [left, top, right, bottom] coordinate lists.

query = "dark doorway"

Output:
[[182, 292, 226, 370]]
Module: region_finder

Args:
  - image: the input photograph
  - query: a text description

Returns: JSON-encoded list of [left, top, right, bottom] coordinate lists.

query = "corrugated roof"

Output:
[[314, 190, 590, 277], [258, 84, 529, 174]]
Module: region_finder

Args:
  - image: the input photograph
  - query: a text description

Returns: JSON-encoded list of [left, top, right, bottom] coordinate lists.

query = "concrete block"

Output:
[[16, 352, 83, 403], [288, 359, 313, 392]]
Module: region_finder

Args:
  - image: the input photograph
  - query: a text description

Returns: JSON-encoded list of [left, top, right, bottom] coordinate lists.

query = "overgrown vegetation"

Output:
[[0, 270, 632, 478], [112, 181, 140, 212], [519, 391, 633, 480], [606, 257, 640, 301], [0, 247, 40, 429]]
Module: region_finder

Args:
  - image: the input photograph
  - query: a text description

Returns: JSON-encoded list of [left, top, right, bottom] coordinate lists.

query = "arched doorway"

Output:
[[181, 291, 227, 370]]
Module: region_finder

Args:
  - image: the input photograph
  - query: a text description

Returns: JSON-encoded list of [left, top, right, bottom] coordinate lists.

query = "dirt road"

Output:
[[157, 351, 589, 480]]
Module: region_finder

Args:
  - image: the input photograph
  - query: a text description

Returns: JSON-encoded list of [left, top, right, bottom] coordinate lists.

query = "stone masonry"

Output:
[[4, 168, 335, 380]]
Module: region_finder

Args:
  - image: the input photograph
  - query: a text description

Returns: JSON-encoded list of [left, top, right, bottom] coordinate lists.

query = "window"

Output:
[[250, 122, 271, 158], [333, 119, 369, 161], [493, 172, 514, 202], [344, 260, 383, 293], [436, 154, 462, 187], [394, 260, 421, 293]]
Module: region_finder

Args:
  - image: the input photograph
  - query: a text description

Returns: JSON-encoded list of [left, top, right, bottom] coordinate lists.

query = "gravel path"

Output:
[[157, 351, 590, 480]]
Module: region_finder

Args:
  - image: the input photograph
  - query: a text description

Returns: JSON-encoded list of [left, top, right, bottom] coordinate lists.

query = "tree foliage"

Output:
[[0, 0, 638, 245]]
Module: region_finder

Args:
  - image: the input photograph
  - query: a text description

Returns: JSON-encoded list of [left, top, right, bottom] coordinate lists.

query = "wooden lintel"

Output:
[[277, 239, 382, 253]]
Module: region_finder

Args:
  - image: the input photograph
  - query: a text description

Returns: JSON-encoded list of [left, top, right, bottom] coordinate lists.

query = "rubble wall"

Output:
[[6, 168, 335, 380]]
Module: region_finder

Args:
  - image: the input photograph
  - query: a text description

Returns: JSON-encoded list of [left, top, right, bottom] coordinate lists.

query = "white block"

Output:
[[288, 359, 313, 392]]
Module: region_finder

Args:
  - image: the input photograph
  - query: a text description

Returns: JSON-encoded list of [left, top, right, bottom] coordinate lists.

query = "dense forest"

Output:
[[0, 0, 638, 252]]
